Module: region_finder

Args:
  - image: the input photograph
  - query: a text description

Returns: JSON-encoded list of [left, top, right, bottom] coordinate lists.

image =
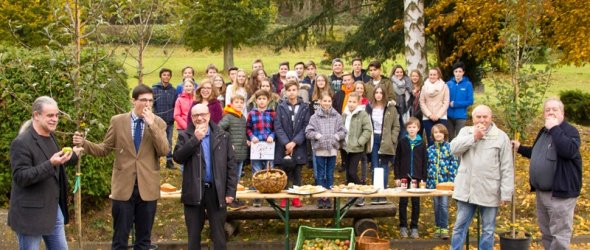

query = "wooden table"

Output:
[[161, 189, 453, 250]]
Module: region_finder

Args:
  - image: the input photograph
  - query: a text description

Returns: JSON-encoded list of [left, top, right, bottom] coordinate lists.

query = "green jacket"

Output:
[[367, 103, 400, 155], [342, 106, 373, 153], [218, 106, 248, 161]]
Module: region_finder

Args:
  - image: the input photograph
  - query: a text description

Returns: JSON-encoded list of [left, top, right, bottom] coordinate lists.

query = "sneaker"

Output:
[[440, 228, 449, 239], [410, 228, 419, 239], [280, 198, 288, 208], [317, 199, 324, 209], [400, 227, 409, 238], [292, 198, 302, 208], [166, 160, 176, 169], [324, 199, 332, 209], [253, 199, 262, 207], [355, 198, 365, 207], [370, 198, 380, 205], [378, 197, 388, 204], [433, 227, 441, 238]]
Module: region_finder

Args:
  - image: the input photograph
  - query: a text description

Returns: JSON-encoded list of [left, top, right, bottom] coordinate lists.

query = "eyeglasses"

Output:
[[137, 98, 154, 103], [191, 113, 210, 118]]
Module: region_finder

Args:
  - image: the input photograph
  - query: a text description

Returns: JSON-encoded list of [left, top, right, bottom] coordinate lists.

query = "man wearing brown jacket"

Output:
[[73, 84, 169, 250]]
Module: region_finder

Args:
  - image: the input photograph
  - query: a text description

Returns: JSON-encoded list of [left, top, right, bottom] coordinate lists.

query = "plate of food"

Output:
[[331, 183, 378, 194], [406, 188, 436, 193], [288, 185, 327, 195]]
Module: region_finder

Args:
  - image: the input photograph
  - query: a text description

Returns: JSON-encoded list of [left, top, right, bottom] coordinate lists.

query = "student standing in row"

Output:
[[366, 87, 400, 205], [342, 92, 373, 207], [306, 93, 346, 209], [219, 95, 249, 211], [394, 117, 427, 239], [275, 80, 311, 208], [426, 124, 458, 239]]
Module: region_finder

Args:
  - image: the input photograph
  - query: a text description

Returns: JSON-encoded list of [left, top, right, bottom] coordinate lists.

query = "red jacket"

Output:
[[174, 92, 193, 130]]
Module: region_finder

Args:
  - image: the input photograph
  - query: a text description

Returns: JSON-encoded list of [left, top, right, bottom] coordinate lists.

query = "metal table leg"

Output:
[[333, 197, 357, 228], [267, 198, 290, 250]]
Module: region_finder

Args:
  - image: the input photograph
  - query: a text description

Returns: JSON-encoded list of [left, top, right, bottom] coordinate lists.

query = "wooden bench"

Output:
[[225, 202, 397, 237]]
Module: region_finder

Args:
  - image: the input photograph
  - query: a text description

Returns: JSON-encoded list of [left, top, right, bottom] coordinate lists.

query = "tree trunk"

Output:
[[403, 0, 427, 77], [223, 39, 234, 71], [138, 42, 144, 85]]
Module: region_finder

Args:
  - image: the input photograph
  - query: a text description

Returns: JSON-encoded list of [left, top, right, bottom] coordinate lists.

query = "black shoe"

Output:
[[317, 199, 324, 209], [166, 160, 176, 169], [325, 199, 332, 209]]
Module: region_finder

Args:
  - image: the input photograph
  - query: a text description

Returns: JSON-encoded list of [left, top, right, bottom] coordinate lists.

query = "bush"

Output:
[[0, 46, 129, 207], [560, 90, 590, 126]]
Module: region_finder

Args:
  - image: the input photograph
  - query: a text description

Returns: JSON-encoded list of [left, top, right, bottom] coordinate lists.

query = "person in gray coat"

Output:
[[450, 105, 514, 250]]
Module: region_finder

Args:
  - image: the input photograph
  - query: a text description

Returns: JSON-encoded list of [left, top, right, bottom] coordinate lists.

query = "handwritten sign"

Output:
[[250, 142, 275, 160]]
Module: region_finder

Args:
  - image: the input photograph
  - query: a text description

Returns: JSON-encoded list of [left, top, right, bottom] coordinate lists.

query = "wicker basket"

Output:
[[355, 228, 389, 250], [252, 164, 287, 193]]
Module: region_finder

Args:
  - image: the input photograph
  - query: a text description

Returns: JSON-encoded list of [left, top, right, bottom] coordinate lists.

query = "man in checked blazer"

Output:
[[73, 84, 169, 250]]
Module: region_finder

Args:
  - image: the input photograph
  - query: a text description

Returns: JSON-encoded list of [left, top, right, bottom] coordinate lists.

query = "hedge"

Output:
[[0, 46, 130, 207], [560, 90, 590, 126]]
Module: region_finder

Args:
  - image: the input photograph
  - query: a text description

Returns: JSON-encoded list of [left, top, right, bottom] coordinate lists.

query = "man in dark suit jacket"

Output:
[[9, 96, 81, 249], [173, 104, 238, 250], [73, 84, 169, 250]]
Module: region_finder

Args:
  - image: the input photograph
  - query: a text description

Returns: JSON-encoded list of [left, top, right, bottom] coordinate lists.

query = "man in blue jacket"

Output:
[[446, 62, 473, 140], [512, 97, 582, 249]]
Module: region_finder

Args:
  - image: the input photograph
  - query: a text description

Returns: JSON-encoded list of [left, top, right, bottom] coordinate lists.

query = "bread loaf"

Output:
[[436, 182, 454, 191], [160, 183, 177, 192]]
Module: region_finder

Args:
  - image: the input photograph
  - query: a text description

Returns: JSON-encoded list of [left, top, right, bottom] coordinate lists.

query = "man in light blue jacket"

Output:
[[446, 62, 473, 140], [450, 105, 514, 250]]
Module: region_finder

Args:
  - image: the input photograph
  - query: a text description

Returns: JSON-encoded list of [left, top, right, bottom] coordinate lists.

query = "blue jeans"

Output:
[[451, 200, 498, 250], [433, 196, 449, 228], [235, 160, 244, 183], [315, 156, 336, 189], [165, 123, 174, 160], [422, 119, 448, 146], [374, 155, 393, 188], [312, 151, 318, 184], [251, 160, 272, 177], [17, 205, 67, 250], [370, 133, 382, 169]]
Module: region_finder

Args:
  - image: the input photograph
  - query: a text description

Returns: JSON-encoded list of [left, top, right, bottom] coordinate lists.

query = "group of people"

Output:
[[8, 56, 582, 250]]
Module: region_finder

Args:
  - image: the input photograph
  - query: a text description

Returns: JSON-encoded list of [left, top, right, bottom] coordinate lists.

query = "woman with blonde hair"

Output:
[[212, 74, 227, 107], [419, 67, 449, 146], [225, 69, 249, 116], [193, 78, 223, 124]]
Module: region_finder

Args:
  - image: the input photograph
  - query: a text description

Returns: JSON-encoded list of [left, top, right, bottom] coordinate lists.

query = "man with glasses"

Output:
[[153, 68, 178, 169], [73, 84, 169, 250], [174, 104, 238, 250]]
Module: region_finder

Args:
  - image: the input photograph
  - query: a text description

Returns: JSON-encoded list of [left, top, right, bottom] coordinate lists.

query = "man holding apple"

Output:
[[73, 84, 169, 249], [512, 97, 582, 249], [9, 96, 82, 249], [449, 104, 514, 250]]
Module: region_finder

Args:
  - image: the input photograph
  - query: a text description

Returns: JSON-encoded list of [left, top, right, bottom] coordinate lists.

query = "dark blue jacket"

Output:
[[152, 83, 178, 124], [274, 97, 311, 165], [517, 121, 582, 198], [446, 76, 473, 119]]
